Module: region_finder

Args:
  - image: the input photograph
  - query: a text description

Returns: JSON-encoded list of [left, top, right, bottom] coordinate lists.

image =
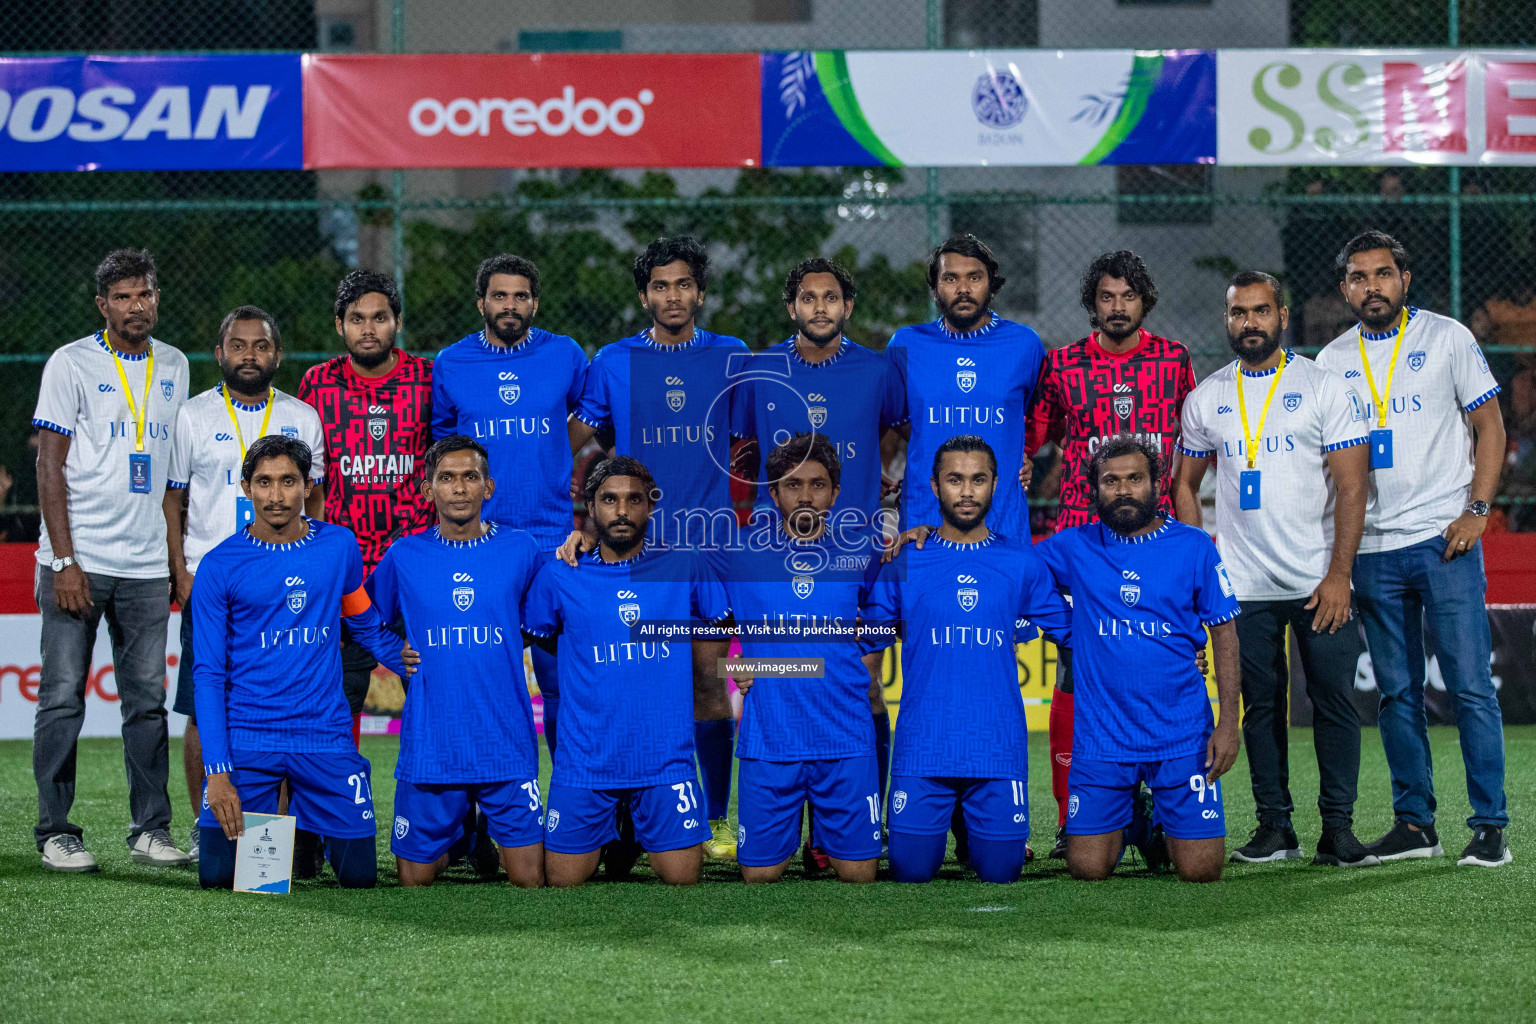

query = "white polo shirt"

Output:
[[33, 332, 189, 579], [167, 385, 326, 573], [1179, 352, 1368, 601], [1317, 307, 1500, 554]]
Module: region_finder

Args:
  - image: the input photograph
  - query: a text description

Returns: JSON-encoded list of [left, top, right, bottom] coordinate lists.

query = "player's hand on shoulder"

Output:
[[400, 640, 420, 676], [206, 773, 244, 839], [1018, 458, 1033, 491], [1194, 646, 1208, 676], [735, 675, 754, 696], [1205, 719, 1240, 784], [882, 524, 931, 563], [555, 529, 594, 567]]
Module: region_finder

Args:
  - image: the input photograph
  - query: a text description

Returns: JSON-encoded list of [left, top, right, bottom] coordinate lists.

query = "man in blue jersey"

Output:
[[525, 456, 732, 887], [887, 235, 1044, 541], [862, 435, 1074, 884], [728, 433, 882, 883], [1036, 436, 1241, 884], [193, 435, 410, 890], [732, 257, 901, 869], [369, 436, 545, 888], [431, 254, 588, 758], [566, 236, 748, 860]]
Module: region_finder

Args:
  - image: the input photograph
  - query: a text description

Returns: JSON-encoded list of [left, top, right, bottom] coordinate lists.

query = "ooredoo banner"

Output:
[[302, 53, 761, 169], [0, 55, 302, 171], [761, 49, 1216, 167], [1218, 49, 1536, 165]]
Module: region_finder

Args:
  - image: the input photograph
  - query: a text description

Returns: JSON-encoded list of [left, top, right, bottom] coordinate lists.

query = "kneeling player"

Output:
[[1036, 436, 1241, 884], [193, 436, 409, 890], [863, 436, 1073, 884], [523, 456, 731, 887], [369, 436, 546, 887], [729, 434, 881, 883]]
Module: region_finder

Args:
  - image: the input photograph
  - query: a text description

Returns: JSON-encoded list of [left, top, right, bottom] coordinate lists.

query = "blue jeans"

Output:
[[1353, 537, 1508, 829]]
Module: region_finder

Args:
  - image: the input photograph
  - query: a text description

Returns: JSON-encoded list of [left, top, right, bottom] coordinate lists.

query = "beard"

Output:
[[1097, 312, 1144, 343], [1350, 290, 1406, 333], [1227, 327, 1282, 365], [939, 494, 991, 532], [222, 363, 276, 397], [595, 515, 645, 555], [347, 341, 394, 370], [486, 310, 532, 345], [794, 312, 846, 348], [1099, 493, 1160, 536], [937, 289, 991, 332], [783, 504, 824, 537]]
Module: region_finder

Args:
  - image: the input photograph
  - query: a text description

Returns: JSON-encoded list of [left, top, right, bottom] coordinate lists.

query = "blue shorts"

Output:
[[391, 777, 545, 863], [543, 775, 706, 855], [1066, 752, 1226, 840], [173, 611, 195, 718], [737, 756, 882, 866], [197, 749, 376, 839], [887, 775, 1030, 841]]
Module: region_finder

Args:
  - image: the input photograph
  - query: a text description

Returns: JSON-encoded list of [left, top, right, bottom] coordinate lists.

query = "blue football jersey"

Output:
[[368, 524, 544, 785], [574, 328, 749, 542], [886, 313, 1047, 539], [430, 329, 588, 550], [861, 533, 1071, 780], [734, 338, 901, 544], [723, 526, 875, 761], [522, 546, 731, 788], [190, 519, 407, 775], [1035, 516, 1240, 762]]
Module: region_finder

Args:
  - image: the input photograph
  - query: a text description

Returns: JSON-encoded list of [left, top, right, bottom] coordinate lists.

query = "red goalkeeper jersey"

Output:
[[297, 351, 435, 572], [1026, 329, 1196, 532]]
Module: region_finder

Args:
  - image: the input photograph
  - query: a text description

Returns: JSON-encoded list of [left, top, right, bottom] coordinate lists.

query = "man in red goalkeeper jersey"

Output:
[[1025, 250, 1197, 859]]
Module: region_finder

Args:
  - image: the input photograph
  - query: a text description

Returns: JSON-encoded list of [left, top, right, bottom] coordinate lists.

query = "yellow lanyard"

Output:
[[1357, 308, 1409, 429], [1235, 350, 1288, 471], [221, 384, 275, 460], [106, 330, 155, 453]]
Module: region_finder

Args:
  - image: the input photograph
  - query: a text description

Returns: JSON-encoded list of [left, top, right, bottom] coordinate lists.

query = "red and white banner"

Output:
[[302, 53, 761, 169]]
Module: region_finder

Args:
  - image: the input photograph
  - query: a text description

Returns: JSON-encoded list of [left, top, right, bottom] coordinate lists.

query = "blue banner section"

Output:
[[0, 55, 302, 171]]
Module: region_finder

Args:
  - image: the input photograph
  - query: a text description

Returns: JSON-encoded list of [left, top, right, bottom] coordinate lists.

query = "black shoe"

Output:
[[468, 806, 500, 880], [1368, 820, 1442, 861], [1229, 822, 1302, 863], [950, 804, 970, 865], [1130, 785, 1170, 872], [1457, 826, 1512, 867], [1048, 827, 1068, 860], [601, 794, 641, 881], [1314, 827, 1380, 868]]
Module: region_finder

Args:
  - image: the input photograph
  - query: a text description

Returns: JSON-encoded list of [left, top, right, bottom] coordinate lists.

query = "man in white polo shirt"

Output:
[[1317, 230, 1511, 869], [32, 248, 191, 872], [163, 305, 325, 861], [1174, 270, 1376, 868]]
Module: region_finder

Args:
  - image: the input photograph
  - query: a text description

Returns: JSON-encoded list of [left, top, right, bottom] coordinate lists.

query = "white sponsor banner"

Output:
[[0, 612, 186, 740], [1217, 49, 1536, 165]]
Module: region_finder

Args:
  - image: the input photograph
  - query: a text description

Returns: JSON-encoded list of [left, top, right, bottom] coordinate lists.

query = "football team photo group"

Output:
[[26, 223, 1514, 898]]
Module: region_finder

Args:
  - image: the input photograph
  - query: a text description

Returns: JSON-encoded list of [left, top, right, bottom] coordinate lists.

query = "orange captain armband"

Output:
[[340, 585, 372, 618]]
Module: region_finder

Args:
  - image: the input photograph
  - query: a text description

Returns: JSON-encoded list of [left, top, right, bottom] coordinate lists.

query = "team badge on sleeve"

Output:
[[1216, 563, 1235, 597]]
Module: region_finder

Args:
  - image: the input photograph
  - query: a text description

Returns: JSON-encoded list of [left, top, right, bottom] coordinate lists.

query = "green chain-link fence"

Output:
[[3, 0, 1536, 526]]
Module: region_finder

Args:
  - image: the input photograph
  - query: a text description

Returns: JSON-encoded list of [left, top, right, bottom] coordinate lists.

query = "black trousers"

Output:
[[1235, 599, 1362, 832]]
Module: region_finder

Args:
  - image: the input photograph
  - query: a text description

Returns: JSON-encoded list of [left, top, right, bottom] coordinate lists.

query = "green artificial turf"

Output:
[[1, 728, 1531, 1023]]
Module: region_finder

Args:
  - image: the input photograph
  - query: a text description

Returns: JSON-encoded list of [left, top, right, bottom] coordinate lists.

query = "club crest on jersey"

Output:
[[792, 575, 814, 599], [499, 382, 520, 405], [664, 376, 686, 412], [1283, 392, 1302, 412], [1407, 350, 1426, 372], [957, 573, 979, 612], [157, 378, 173, 401], [956, 357, 977, 393], [367, 417, 387, 441], [453, 586, 474, 611], [285, 579, 307, 614], [1113, 395, 1133, 419], [1120, 583, 1141, 607], [394, 816, 409, 839], [617, 589, 641, 627], [893, 790, 908, 813], [281, 426, 299, 439]]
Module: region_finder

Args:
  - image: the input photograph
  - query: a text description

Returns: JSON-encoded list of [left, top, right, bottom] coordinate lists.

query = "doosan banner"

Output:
[[1218, 49, 1536, 165], [302, 53, 761, 169], [0, 55, 302, 171], [762, 49, 1217, 167]]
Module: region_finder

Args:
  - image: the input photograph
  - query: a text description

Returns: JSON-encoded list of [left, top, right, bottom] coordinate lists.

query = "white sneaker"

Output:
[[129, 828, 192, 866], [41, 834, 100, 872], [188, 827, 201, 864]]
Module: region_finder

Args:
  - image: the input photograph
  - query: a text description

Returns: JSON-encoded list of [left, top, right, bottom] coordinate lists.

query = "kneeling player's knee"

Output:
[[1174, 857, 1223, 884], [831, 859, 878, 884], [327, 836, 377, 889], [741, 862, 787, 884], [888, 831, 946, 883], [967, 838, 1025, 884]]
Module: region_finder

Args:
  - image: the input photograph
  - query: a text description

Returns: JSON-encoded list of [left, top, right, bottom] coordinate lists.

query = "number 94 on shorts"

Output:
[[1064, 751, 1226, 841]]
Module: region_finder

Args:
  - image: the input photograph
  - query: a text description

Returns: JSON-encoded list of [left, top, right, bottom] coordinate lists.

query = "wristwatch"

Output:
[[50, 555, 76, 572], [1466, 500, 1490, 518]]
